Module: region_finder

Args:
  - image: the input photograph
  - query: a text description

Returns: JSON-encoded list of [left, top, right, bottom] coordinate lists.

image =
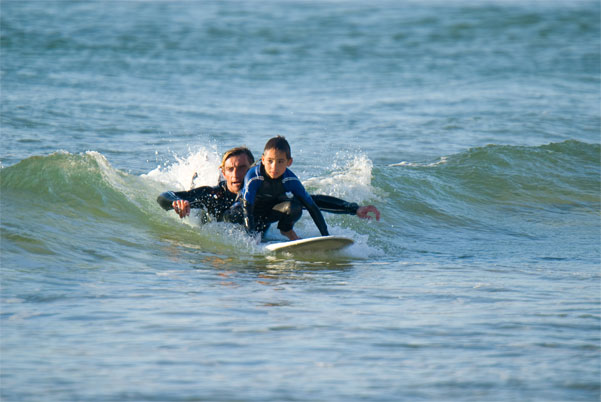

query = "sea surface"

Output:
[[1, 1, 600, 401]]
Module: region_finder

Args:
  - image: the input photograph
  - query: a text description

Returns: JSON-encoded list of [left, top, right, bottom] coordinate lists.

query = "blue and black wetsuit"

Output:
[[238, 163, 329, 236]]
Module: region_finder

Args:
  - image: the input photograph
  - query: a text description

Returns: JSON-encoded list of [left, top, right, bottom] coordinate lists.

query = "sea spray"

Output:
[[144, 147, 222, 190], [303, 151, 380, 204]]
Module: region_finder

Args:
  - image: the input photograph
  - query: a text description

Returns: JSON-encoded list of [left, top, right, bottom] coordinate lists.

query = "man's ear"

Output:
[[287, 157, 293, 167]]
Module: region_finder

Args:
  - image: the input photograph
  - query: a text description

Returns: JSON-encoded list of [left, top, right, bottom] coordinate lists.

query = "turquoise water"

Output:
[[1, 1, 600, 401]]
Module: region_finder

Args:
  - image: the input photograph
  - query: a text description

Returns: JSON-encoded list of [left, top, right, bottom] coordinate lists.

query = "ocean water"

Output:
[[1, 1, 600, 401]]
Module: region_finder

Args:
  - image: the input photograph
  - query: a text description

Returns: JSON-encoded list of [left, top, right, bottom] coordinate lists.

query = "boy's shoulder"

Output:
[[249, 162, 262, 173], [245, 163, 262, 179], [281, 168, 304, 187], [282, 167, 298, 179]]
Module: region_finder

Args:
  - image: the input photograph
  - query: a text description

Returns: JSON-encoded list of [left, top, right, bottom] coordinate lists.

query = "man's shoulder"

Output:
[[195, 182, 224, 192], [184, 183, 222, 200], [217, 181, 233, 195]]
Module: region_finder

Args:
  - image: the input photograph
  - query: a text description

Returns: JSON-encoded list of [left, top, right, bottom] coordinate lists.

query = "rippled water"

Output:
[[1, 1, 599, 401]]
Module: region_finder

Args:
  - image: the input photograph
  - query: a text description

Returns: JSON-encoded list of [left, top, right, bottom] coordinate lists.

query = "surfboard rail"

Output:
[[265, 235, 354, 253]]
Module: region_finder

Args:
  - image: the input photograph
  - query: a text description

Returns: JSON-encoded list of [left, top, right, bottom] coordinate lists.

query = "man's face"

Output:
[[222, 154, 252, 193], [262, 149, 292, 179]]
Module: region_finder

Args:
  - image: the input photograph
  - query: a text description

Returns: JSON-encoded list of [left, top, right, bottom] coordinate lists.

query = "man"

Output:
[[157, 146, 380, 226], [157, 147, 253, 222]]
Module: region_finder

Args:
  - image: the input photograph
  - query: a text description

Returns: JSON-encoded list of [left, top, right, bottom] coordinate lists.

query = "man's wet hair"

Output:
[[220, 146, 255, 169]]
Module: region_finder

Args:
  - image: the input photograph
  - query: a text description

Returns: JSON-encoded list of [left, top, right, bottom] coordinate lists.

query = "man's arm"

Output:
[[156, 187, 214, 218], [310, 194, 380, 221], [157, 191, 190, 218], [311, 194, 359, 214]]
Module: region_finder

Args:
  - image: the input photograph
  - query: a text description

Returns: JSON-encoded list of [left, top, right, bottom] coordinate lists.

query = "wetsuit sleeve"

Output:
[[242, 199, 255, 234], [303, 199, 330, 236], [285, 175, 329, 236], [156, 187, 214, 211], [310, 194, 360, 215], [157, 191, 179, 210], [240, 167, 263, 233]]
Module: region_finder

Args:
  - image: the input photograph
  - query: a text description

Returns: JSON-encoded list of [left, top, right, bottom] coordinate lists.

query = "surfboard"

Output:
[[265, 235, 354, 253]]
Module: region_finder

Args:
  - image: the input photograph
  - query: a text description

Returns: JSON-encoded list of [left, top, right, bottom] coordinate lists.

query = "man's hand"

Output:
[[172, 200, 190, 218], [356, 205, 380, 221]]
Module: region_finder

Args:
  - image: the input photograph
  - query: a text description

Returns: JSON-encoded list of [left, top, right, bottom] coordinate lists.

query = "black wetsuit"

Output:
[[157, 181, 360, 227]]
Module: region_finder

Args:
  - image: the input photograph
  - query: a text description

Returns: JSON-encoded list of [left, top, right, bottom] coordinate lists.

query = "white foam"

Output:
[[303, 152, 378, 203], [329, 224, 384, 259], [144, 146, 221, 190], [389, 156, 448, 167]]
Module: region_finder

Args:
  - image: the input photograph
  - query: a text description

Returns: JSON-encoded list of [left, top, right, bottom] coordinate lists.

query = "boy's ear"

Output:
[[287, 157, 293, 167]]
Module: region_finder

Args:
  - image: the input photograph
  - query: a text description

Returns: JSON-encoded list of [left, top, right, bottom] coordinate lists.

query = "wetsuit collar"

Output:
[[219, 180, 237, 197]]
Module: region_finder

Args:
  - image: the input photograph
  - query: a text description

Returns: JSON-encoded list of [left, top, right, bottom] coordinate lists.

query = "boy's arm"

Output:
[[290, 185, 329, 236], [241, 199, 255, 234], [303, 199, 330, 236], [240, 167, 262, 234], [298, 195, 329, 236]]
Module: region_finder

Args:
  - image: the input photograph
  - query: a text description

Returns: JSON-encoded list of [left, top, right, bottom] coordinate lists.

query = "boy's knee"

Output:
[[273, 200, 302, 232], [273, 200, 301, 219]]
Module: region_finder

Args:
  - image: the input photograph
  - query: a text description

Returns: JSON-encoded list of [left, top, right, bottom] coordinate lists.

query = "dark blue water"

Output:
[[1, 1, 599, 401]]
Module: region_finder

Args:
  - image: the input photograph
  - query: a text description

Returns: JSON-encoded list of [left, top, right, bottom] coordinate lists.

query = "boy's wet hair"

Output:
[[264, 136, 291, 159], [220, 146, 255, 169]]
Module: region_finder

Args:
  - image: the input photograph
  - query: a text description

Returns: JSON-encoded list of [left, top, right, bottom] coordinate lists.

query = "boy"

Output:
[[239, 136, 329, 240]]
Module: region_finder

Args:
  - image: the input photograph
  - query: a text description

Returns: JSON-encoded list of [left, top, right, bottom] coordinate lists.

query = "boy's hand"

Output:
[[172, 200, 190, 218], [356, 205, 380, 221]]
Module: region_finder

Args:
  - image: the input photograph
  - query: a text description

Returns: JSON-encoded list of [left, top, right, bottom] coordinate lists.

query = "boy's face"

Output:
[[262, 148, 292, 179]]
